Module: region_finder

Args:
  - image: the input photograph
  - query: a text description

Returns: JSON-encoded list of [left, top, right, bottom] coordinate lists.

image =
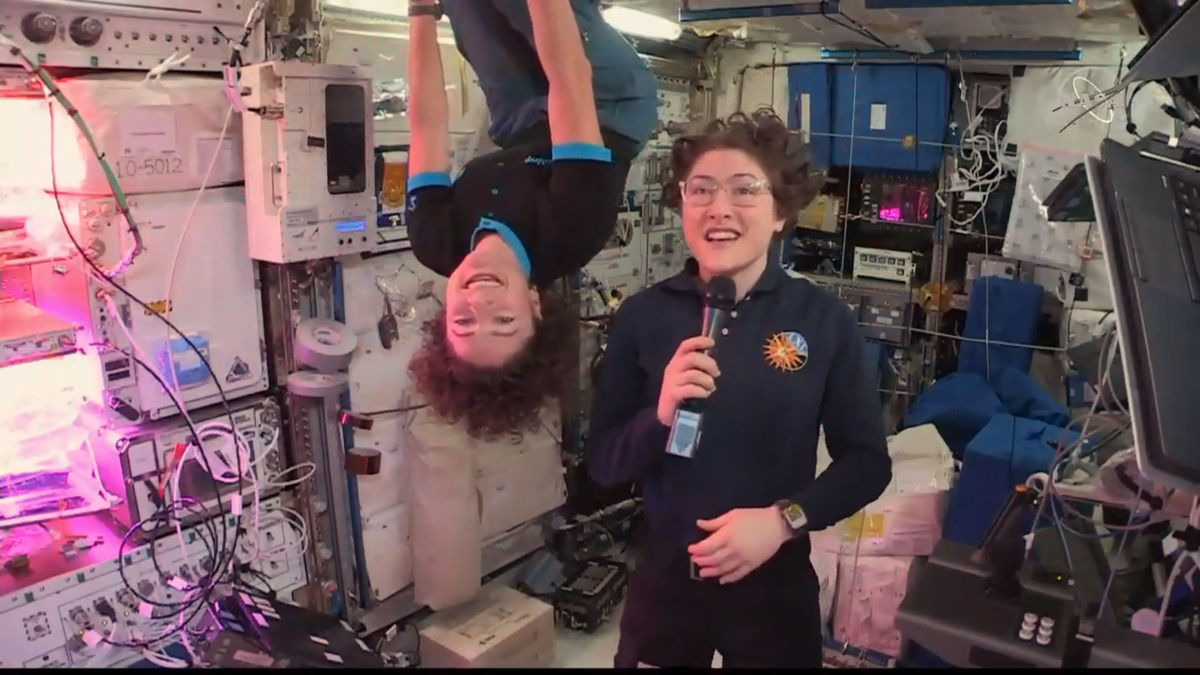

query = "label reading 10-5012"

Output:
[[115, 156, 184, 178]]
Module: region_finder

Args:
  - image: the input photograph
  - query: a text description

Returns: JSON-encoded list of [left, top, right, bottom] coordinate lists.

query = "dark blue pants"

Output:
[[441, 0, 658, 152], [615, 535, 825, 668]]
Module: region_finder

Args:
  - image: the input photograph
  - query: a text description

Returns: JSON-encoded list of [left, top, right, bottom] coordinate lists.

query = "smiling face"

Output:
[[679, 148, 785, 281], [444, 234, 541, 368]]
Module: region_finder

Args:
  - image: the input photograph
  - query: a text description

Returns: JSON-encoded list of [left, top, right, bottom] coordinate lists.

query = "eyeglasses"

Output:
[[679, 176, 772, 207]]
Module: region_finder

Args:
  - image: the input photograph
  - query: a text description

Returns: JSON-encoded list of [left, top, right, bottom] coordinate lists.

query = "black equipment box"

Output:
[[552, 560, 629, 634], [201, 591, 387, 668]]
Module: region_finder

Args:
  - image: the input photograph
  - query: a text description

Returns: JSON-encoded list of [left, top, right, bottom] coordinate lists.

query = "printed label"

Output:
[[869, 104, 887, 131], [195, 135, 239, 178], [119, 107, 177, 156], [113, 156, 185, 180], [284, 207, 318, 229]]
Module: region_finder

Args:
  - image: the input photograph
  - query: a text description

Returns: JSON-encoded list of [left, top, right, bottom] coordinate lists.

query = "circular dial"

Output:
[[69, 16, 104, 47], [20, 13, 59, 44]]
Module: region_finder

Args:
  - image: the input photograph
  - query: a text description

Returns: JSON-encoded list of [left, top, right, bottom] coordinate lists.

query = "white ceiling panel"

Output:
[[627, 0, 1142, 49]]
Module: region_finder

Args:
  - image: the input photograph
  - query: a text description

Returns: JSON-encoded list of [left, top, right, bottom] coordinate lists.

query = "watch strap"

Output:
[[408, 2, 442, 19], [776, 500, 808, 535]]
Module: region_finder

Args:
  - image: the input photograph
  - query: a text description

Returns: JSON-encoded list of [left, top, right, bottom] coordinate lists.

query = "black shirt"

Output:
[[404, 140, 624, 286], [586, 262, 893, 548]]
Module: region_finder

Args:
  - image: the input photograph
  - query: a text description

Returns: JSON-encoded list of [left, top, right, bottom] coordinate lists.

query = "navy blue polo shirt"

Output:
[[586, 261, 893, 548], [441, 0, 659, 151], [404, 139, 621, 287]]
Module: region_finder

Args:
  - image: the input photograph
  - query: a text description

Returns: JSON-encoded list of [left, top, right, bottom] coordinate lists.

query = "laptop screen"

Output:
[[1129, 0, 1194, 42], [1125, 0, 1199, 81], [1042, 163, 1096, 223]]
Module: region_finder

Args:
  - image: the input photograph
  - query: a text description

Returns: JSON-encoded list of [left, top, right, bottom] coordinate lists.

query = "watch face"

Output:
[[785, 504, 804, 521]]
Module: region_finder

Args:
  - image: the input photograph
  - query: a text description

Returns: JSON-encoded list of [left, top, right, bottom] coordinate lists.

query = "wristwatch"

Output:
[[407, 1, 443, 20], [775, 500, 808, 536]]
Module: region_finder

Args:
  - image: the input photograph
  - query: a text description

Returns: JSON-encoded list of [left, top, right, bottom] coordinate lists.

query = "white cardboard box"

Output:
[[419, 587, 556, 668]]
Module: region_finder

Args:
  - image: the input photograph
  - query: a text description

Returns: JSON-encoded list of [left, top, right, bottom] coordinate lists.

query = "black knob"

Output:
[[69, 16, 103, 47], [20, 13, 58, 44]]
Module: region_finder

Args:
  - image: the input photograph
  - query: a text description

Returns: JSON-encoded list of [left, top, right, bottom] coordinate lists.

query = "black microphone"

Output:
[[694, 275, 738, 371], [665, 275, 738, 459]]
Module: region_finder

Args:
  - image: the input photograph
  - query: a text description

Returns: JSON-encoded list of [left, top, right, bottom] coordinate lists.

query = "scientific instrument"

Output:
[[0, 1, 264, 72], [240, 62, 378, 263]]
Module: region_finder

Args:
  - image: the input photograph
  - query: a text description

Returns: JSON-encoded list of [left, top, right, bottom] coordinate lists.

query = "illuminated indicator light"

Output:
[[878, 207, 902, 222], [335, 220, 366, 233]]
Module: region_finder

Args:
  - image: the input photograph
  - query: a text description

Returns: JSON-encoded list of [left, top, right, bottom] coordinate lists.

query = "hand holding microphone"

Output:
[[662, 276, 738, 458], [656, 336, 720, 427]]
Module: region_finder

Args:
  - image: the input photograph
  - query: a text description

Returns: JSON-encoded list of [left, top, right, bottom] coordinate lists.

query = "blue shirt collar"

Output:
[[472, 218, 532, 278]]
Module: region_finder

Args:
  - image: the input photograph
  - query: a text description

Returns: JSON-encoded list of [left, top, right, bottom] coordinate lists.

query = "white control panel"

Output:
[[31, 187, 269, 424], [108, 397, 283, 535], [650, 88, 691, 148], [853, 247, 915, 285], [582, 213, 645, 316], [0, 1, 263, 72], [0, 496, 307, 668], [241, 61, 378, 263], [658, 90, 691, 127], [645, 224, 688, 287]]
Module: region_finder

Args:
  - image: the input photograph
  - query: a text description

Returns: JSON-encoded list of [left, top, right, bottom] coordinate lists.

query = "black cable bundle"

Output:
[[47, 98, 251, 651], [26, 8, 277, 658]]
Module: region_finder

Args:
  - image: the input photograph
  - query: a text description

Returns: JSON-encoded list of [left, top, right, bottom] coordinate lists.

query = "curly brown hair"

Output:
[[661, 108, 825, 231], [407, 289, 576, 440]]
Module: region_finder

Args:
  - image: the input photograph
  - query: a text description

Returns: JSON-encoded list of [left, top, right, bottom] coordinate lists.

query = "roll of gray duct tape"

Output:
[[286, 371, 351, 398], [294, 318, 359, 373]]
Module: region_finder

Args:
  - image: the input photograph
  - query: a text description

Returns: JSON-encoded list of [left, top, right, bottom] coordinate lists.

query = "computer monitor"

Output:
[[1086, 142, 1200, 494], [1123, 0, 1200, 83], [1042, 163, 1096, 223]]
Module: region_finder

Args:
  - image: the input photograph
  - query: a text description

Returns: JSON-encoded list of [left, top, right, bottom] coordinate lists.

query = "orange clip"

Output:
[[158, 442, 190, 496]]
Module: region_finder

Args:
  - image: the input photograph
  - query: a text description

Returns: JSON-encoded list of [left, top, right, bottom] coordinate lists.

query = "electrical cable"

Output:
[[108, 356, 233, 618], [41, 71, 245, 522], [0, 33, 144, 276], [161, 103, 234, 412], [100, 291, 226, 568], [356, 404, 429, 417], [1025, 328, 1139, 551], [11, 8, 270, 653], [1071, 73, 1117, 125], [935, 57, 1012, 230], [1151, 497, 1200, 635], [1017, 323, 1172, 628], [264, 461, 317, 490]]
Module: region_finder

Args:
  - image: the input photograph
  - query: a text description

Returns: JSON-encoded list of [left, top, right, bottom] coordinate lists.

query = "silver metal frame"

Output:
[[262, 261, 360, 619]]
